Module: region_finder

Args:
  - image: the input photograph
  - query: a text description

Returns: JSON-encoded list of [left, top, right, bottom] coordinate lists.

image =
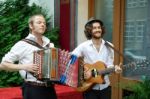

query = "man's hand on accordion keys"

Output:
[[23, 64, 39, 73]]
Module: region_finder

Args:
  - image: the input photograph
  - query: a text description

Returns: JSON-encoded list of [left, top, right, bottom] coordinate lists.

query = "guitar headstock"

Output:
[[136, 59, 150, 67], [124, 59, 150, 70]]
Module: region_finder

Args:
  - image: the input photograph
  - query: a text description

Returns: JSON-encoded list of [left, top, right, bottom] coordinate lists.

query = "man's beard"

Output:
[[92, 36, 101, 39], [92, 32, 101, 39]]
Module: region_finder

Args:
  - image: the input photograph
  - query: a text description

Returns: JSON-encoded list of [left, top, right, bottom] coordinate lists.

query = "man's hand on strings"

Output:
[[114, 63, 122, 73]]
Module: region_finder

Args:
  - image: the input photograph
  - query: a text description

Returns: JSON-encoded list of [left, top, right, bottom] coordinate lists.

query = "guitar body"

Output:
[[76, 61, 106, 92], [76, 59, 150, 92]]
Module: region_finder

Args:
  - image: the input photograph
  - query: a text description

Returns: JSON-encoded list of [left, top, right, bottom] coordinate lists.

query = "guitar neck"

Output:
[[97, 59, 150, 75], [98, 67, 115, 75]]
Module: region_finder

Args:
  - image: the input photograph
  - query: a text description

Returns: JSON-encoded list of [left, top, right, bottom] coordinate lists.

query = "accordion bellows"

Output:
[[33, 48, 84, 88]]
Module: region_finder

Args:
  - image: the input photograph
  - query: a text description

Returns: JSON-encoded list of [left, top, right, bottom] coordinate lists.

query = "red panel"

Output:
[[0, 85, 83, 99], [60, 0, 70, 51]]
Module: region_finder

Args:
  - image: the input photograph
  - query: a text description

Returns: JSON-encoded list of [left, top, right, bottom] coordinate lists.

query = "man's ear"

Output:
[[29, 23, 33, 30]]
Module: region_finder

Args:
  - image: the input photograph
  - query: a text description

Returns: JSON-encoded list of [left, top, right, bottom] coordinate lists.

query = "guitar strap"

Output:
[[105, 41, 130, 62]]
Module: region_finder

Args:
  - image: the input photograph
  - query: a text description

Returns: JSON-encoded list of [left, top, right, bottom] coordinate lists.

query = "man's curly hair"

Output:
[[84, 19, 105, 40]]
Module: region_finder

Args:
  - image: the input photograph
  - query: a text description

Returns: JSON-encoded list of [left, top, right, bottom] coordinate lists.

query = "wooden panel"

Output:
[[61, 0, 69, 4], [118, 0, 126, 98], [88, 0, 94, 18], [120, 77, 140, 91], [111, 0, 122, 99]]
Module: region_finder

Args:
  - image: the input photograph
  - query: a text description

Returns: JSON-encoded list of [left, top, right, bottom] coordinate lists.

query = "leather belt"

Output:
[[25, 81, 52, 87]]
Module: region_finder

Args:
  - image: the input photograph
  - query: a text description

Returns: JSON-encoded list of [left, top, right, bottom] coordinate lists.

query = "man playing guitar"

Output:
[[72, 18, 121, 99]]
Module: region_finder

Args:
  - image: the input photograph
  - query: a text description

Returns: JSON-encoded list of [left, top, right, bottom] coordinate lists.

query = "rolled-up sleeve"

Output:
[[2, 41, 26, 63]]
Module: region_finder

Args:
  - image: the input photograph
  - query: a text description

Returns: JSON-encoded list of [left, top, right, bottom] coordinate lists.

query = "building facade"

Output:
[[56, 0, 150, 99], [1, 0, 149, 99], [30, 0, 150, 99]]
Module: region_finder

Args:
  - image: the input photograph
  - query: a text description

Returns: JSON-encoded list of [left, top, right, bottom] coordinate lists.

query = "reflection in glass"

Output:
[[123, 0, 150, 80]]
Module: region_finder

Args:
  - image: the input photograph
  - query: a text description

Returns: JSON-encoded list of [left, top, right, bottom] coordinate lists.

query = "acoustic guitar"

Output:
[[76, 60, 150, 92]]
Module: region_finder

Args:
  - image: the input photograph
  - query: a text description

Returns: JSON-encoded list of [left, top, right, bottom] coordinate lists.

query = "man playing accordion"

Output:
[[1, 14, 57, 99]]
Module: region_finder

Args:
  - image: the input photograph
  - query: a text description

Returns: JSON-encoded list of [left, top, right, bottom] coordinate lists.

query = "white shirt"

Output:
[[72, 39, 114, 90], [2, 34, 54, 82]]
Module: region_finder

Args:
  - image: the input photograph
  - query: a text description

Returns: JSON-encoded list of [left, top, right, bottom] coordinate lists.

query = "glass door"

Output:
[[95, 0, 114, 42], [123, 0, 150, 80]]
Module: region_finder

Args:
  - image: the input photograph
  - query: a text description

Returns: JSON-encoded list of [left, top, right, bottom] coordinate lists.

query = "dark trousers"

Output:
[[84, 86, 111, 99], [22, 82, 57, 99]]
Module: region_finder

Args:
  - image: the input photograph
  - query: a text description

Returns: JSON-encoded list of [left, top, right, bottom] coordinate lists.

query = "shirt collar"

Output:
[[88, 39, 105, 46], [25, 33, 50, 47]]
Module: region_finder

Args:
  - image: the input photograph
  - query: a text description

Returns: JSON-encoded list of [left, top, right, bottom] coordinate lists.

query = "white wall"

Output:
[[76, 0, 88, 45]]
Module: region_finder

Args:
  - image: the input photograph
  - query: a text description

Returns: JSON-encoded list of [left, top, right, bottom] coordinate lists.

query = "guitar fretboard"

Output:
[[98, 67, 115, 75], [97, 59, 150, 75]]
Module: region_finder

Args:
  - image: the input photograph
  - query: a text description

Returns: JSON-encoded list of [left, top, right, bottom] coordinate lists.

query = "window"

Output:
[[127, 0, 147, 8], [123, 0, 150, 80]]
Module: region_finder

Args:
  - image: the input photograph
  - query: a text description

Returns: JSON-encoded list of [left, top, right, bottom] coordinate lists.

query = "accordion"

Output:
[[33, 48, 84, 88]]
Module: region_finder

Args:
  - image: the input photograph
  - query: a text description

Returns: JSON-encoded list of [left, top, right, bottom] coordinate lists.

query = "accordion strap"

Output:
[[22, 39, 46, 50], [22, 39, 46, 79]]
